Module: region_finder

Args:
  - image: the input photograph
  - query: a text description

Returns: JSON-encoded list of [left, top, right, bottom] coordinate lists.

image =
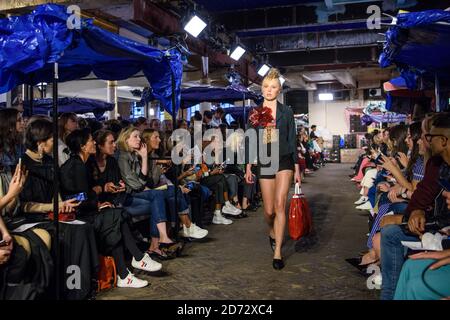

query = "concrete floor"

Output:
[[98, 163, 379, 300]]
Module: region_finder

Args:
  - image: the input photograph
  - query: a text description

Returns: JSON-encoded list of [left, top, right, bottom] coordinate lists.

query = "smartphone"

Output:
[[65, 192, 87, 202], [373, 153, 383, 165], [185, 182, 195, 190], [193, 166, 200, 173]]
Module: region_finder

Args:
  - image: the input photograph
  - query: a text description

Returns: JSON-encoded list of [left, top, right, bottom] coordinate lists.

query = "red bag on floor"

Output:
[[97, 256, 117, 292], [288, 183, 313, 240]]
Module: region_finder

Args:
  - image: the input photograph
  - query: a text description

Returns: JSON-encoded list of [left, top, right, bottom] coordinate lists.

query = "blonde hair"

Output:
[[142, 128, 159, 151], [117, 126, 140, 152], [262, 68, 282, 87]]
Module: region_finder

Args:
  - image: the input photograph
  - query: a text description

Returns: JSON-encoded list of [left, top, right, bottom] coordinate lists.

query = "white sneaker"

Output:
[[222, 203, 242, 216], [354, 196, 368, 205], [356, 201, 373, 211], [373, 273, 382, 288], [181, 223, 208, 239], [132, 253, 162, 272], [212, 212, 233, 225], [117, 270, 148, 288]]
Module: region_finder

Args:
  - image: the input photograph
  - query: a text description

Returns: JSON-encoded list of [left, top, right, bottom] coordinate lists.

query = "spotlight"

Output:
[[257, 64, 270, 77], [184, 15, 207, 38], [230, 45, 246, 61], [318, 93, 333, 101]]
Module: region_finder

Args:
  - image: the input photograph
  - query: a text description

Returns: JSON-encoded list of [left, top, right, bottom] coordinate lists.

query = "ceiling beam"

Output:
[[331, 71, 356, 88]]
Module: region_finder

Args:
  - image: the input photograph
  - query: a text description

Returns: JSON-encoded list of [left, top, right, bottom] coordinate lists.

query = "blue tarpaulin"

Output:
[[0, 97, 113, 118], [379, 10, 450, 89], [180, 85, 262, 109], [0, 4, 182, 114], [361, 113, 407, 125]]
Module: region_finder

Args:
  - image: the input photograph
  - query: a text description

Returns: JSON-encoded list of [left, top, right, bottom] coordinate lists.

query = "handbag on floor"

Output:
[[97, 256, 117, 292], [288, 183, 313, 240]]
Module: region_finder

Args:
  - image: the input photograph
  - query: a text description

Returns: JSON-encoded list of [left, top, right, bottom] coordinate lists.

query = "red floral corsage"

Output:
[[249, 106, 274, 128]]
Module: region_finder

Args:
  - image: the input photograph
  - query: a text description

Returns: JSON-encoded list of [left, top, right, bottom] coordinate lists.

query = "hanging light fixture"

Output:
[[184, 15, 207, 38], [257, 64, 270, 77], [229, 45, 246, 61]]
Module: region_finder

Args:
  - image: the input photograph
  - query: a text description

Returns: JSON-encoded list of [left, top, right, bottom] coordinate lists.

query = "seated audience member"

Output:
[[19, 119, 98, 299], [197, 141, 242, 224], [203, 111, 214, 130], [117, 127, 182, 258], [0, 108, 26, 216], [357, 122, 427, 267], [142, 129, 208, 239], [0, 163, 52, 299], [211, 107, 226, 128], [394, 116, 450, 300], [57, 113, 79, 167], [149, 119, 161, 131], [62, 128, 159, 288], [135, 117, 149, 132]]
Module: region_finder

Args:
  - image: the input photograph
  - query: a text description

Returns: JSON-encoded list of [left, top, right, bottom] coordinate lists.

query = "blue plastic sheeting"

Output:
[[0, 4, 182, 114], [389, 76, 407, 88], [379, 10, 450, 89], [361, 113, 407, 125], [0, 97, 113, 118], [180, 85, 262, 109]]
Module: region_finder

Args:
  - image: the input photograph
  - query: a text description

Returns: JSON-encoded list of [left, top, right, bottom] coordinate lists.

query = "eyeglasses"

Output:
[[424, 133, 449, 143]]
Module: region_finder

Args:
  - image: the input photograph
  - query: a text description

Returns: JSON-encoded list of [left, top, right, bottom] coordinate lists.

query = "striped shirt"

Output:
[[412, 156, 425, 182]]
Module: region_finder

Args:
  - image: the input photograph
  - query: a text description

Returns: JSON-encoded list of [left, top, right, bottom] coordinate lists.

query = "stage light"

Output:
[[257, 64, 270, 77], [230, 45, 246, 61], [318, 93, 334, 101], [184, 15, 207, 38]]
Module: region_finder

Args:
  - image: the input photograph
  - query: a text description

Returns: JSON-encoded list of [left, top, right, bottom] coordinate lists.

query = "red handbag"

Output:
[[288, 183, 313, 240]]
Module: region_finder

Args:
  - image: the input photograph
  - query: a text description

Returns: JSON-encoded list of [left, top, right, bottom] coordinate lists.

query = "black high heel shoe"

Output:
[[268, 236, 276, 252], [345, 257, 379, 274], [272, 258, 285, 270]]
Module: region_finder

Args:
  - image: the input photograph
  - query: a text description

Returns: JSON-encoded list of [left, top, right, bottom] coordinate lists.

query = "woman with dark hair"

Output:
[[357, 122, 428, 267], [61, 128, 160, 289], [0, 108, 25, 202], [19, 119, 99, 299], [0, 108, 25, 168], [388, 124, 409, 161], [57, 113, 79, 166]]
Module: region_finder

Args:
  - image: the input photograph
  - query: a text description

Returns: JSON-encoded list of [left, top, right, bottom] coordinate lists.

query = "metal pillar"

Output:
[[52, 62, 60, 300], [107, 80, 118, 119], [435, 74, 441, 112]]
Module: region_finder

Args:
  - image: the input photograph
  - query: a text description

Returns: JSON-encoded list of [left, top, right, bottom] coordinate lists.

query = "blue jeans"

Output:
[[164, 185, 190, 222], [122, 190, 168, 238], [380, 224, 420, 300]]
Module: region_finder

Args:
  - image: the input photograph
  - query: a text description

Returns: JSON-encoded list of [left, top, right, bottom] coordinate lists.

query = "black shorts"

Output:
[[257, 154, 295, 179]]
